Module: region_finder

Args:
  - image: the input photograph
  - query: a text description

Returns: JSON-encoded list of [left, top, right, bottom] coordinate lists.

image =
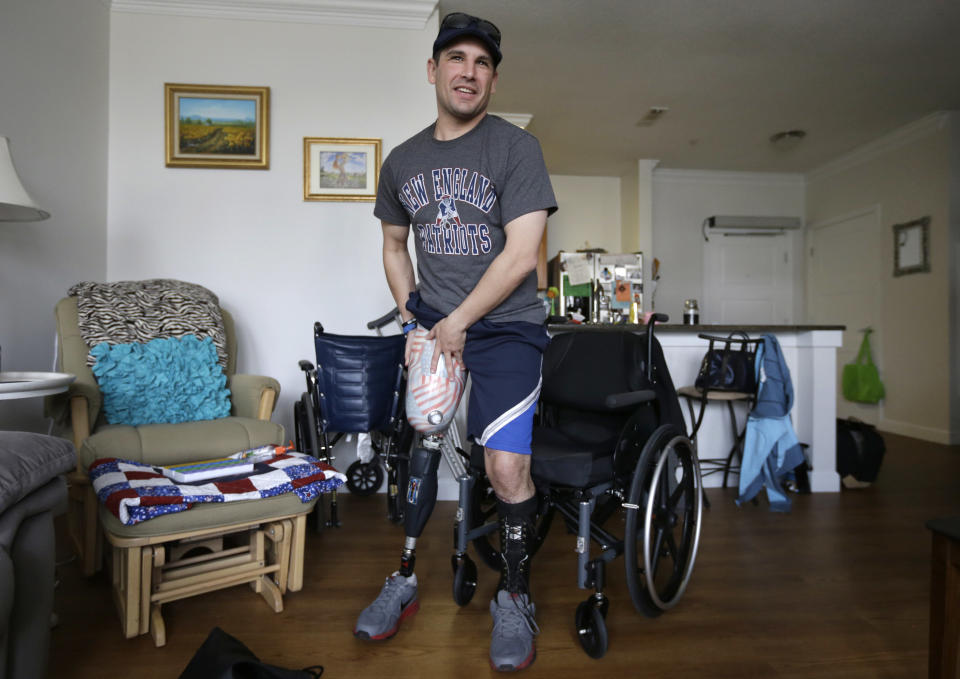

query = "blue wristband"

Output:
[[402, 319, 418, 336]]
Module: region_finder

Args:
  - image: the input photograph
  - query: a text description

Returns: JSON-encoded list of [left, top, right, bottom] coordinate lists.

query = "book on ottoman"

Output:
[[159, 457, 254, 483]]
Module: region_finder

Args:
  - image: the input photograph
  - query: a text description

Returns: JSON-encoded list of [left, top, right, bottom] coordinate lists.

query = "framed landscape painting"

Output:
[[165, 83, 269, 169], [303, 137, 381, 202]]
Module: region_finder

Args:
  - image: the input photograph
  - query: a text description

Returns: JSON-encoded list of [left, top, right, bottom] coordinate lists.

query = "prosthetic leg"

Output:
[[354, 328, 465, 640], [398, 435, 442, 576]]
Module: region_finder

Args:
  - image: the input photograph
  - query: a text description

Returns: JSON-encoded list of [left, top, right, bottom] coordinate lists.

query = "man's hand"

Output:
[[426, 314, 467, 373], [404, 330, 416, 367]]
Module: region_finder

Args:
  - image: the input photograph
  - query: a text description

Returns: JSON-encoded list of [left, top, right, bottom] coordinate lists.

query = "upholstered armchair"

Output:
[[46, 284, 316, 646]]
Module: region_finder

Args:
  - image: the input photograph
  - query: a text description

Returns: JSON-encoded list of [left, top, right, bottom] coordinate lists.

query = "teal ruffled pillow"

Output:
[[91, 335, 231, 426]]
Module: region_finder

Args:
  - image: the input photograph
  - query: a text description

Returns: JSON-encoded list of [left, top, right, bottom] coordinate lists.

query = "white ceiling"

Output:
[[441, 0, 960, 176]]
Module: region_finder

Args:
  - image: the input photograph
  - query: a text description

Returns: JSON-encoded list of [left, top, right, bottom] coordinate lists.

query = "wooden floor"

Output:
[[51, 433, 959, 678]]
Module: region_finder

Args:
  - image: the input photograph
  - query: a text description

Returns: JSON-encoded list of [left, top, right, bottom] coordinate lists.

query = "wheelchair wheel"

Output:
[[345, 460, 384, 496], [469, 474, 555, 572], [624, 424, 703, 617], [575, 598, 609, 659], [451, 554, 478, 606]]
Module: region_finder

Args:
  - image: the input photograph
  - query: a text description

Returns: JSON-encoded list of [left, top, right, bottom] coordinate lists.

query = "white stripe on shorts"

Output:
[[477, 376, 542, 447]]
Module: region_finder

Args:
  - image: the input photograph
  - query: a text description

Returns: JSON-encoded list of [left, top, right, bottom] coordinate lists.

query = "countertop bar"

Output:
[[548, 322, 845, 333]]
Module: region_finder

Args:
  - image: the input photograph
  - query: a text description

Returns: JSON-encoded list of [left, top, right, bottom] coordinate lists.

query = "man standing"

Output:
[[353, 12, 557, 671]]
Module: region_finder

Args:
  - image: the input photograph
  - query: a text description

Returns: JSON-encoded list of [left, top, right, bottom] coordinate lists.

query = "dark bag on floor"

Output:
[[694, 332, 757, 393], [836, 418, 885, 483], [178, 627, 323, 679]]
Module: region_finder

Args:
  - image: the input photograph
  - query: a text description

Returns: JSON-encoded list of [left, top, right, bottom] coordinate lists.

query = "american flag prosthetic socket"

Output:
[[404, 327, 466, 435], [89, 452, 346, 525]]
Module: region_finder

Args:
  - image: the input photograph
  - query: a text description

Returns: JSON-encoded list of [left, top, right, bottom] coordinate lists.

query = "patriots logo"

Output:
[[435, 195, 463, 228]]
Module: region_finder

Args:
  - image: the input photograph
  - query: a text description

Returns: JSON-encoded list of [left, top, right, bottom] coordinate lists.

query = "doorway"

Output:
[[807, 206, 882, 425], [702, 232, 796, 324]]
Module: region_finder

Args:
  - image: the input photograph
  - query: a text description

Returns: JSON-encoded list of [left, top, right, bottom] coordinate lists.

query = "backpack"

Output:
[[835, 418, 885, 484]]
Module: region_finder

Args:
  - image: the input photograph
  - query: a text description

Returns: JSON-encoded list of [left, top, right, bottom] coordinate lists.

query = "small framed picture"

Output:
[[303, 137, 381, 202], [165, 83, 269, 169], [893, 216, 930, 276]]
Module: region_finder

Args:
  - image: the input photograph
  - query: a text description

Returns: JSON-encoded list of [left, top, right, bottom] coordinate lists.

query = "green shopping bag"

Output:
[[842, 330, 885, 403]]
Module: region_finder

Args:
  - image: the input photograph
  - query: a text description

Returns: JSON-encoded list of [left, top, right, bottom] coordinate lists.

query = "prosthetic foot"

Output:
[[354, 572, 419, 641]]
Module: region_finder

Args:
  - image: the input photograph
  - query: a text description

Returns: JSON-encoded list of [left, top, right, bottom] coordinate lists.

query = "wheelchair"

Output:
[[294, 309, 415, 529], [450, 316, 703, 659]]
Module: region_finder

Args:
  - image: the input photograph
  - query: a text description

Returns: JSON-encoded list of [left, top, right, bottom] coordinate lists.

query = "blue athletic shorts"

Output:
[[406, 292, 549, 455]]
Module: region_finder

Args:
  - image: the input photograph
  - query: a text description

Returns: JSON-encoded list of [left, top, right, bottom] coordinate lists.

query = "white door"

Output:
[[807, 207, 882, 425], [702, 233, 795, 324]]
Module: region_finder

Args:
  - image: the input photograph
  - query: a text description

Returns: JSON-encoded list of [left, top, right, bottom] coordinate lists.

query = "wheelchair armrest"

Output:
[[298, 360, 315, 372], [605, 389, 656, 409]]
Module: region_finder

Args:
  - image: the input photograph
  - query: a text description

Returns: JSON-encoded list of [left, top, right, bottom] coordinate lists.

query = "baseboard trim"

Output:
[[878, 418, 955, 445]]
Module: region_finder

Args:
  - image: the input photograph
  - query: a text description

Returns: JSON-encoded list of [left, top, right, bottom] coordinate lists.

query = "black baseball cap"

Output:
[[433, 12, 502, 67]]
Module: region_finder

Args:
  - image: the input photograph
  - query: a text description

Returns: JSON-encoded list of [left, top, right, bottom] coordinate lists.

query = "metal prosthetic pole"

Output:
[[398, 435, 442, 576]]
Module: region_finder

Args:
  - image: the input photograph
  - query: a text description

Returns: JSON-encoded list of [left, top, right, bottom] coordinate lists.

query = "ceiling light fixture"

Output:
[[636, 106, 669, 126], [769, 129, 807, 148]]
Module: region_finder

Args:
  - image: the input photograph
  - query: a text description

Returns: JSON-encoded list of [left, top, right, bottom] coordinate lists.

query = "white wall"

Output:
[[0, 0, 109, 432], [546, 174, 621, 257], [807, 113, 957, 443], [651, 170, 806, 322], [107, 11, 437, 450]]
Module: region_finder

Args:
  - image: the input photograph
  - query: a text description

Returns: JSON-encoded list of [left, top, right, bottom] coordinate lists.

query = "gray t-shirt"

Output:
[[375, 114, 558, 324]]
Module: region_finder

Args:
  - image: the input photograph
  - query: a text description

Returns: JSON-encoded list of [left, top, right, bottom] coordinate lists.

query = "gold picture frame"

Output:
[[165, 83, 269, 169], [303, 137, 381, 202]]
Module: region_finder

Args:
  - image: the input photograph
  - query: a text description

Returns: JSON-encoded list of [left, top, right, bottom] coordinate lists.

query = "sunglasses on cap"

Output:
[[440, 12, 502, 47]]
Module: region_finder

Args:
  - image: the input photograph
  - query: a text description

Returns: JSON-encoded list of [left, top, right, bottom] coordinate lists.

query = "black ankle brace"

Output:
[[497, 495, 538, 594]]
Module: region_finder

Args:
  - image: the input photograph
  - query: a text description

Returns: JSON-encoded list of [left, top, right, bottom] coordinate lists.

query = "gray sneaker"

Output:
[[354, 572, 419, 640], [489, 589, 539, 671]]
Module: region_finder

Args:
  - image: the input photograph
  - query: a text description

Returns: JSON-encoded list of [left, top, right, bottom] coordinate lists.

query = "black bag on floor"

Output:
[[178, 627, 323, 679], [836, 418, 885, 483]]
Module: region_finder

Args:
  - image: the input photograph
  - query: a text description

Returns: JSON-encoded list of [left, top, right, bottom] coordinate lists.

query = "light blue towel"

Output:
[[91, 334, 231, 426]]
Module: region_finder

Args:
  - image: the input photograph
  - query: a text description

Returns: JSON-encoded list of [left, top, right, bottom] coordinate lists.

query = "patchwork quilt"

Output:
[[90, 452, 345, 526]]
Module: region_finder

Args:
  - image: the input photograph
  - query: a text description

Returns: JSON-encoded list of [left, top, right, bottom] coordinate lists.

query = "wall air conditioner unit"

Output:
[[703, 215, 802, 240]]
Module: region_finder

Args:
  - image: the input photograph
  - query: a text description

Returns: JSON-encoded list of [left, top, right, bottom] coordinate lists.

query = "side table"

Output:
[[0, 371, 75, 400], [927, 516, 960, 679]]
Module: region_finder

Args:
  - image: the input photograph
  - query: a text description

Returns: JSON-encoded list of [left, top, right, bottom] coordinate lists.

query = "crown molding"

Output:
[[653, 168, 805, 186], [808, 111, 951, 183], [107, 0, 438, 29], [490, 112, 533, 129]]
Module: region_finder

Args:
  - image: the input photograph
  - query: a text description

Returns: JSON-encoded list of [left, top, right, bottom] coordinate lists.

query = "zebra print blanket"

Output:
[[69, 279, 229, 368]]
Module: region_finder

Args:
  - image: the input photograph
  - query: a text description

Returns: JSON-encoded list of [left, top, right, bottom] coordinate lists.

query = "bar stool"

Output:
[[678, 333, 761, 491]]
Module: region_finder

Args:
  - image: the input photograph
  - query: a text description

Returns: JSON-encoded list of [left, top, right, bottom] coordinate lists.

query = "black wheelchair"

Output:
[[451, 317, 703, 659], [294, 310, 414, 529]]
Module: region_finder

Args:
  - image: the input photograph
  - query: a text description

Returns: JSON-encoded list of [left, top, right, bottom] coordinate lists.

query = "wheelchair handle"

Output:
[[644, 313, 668, 383], [605, 389, 656, 409], [367, 307, 401, 332]]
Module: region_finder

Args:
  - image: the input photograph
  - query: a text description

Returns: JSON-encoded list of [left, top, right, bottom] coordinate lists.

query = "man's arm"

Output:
[[428, 209, 547, 371], [382, 221, 420, 366], [382, 221, 416, 322]]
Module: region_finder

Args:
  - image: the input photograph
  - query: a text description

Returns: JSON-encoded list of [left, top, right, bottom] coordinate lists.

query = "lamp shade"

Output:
[[0, 136, 49, 221]]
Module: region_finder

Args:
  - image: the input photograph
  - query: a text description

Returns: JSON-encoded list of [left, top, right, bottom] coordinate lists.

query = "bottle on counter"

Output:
[[683, 299, 700, 325]]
